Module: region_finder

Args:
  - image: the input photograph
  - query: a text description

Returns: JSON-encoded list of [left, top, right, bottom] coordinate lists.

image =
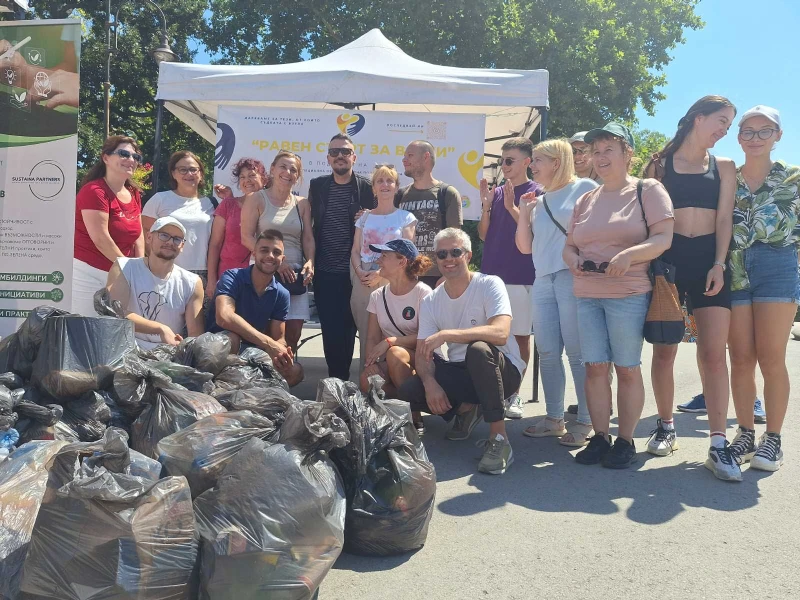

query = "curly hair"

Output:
[[405, 255, 433, 279], [231, 157, 267, 187]]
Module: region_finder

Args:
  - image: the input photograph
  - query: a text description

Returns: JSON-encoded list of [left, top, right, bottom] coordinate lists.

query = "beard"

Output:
[[154, 249, 178, 261], [332, 163, 351, 176], [254, 260, 278, 276]]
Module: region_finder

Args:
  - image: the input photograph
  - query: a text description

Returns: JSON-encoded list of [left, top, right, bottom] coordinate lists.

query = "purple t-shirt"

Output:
[[481, 180, 541, 285]]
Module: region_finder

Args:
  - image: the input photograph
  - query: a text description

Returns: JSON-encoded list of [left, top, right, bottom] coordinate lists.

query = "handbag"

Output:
[[279, 202, 308, 295], [542, 194, 567, 235], [635, 180, 684, 345]]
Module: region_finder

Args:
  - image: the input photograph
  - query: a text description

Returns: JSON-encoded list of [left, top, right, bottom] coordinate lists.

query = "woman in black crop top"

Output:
[[643, 95, 740, 482]]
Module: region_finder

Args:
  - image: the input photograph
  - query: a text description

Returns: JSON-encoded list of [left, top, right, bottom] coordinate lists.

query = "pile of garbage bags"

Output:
[[0, 305, 437, 600]]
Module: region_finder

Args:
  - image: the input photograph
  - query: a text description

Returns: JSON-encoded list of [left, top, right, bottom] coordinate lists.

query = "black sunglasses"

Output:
[[156, 231, 185, 245], [435, 247, 467, 260], [328, 148, 354, 157], [375, 163, 396, 169], [581, 260, 608, 273], [501, 157, 522, 166], [109, 149, 143, 163]]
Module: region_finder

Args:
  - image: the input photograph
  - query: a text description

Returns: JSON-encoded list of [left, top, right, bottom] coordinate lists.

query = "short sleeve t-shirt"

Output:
[[207, 266, 290, 333], [214, 197, 251, 274], [531, 178, 599, 277], [367, 281, 432, 337], [397, 183, 463, 277], [568, 179, 673, 298], [74, 179, 142, 271], [481, 180, 540, 285], [142, 191, 215, 271], [355, 209, 417, 264], [417, 273, 525, 374]]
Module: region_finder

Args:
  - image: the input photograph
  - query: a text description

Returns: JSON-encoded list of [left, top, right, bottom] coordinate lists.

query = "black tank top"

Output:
[[661, 153, 720, 210]]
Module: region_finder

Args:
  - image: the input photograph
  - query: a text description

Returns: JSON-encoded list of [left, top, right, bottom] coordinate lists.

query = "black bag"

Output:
[[173, 332, 232, 376]]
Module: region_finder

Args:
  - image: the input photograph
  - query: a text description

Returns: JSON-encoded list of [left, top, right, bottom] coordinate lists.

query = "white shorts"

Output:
[[286, 292, 310, 321], [71, 258, 108, 316], [506, 284, 533, 336]]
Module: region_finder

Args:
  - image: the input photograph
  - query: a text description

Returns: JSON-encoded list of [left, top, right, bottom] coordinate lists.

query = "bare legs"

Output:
[[585, 362, 644, 442]]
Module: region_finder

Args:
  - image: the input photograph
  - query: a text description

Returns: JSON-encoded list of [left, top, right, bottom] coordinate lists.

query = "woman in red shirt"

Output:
[[72, 136, 144, 316]]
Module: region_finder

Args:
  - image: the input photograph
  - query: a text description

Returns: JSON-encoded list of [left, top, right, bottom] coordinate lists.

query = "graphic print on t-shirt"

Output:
[[138, 291, 166, 321], [402, 306, 415, 320]]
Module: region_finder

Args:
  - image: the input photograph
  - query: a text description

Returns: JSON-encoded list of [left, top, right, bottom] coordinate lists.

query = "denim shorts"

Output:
[[576, 293, 650, 368], [730, 243, 800, 306]]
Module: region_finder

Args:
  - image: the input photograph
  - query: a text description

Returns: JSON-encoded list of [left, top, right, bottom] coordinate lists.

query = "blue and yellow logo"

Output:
[[457, 150, 484, 189], [336, 113, 366, 136]]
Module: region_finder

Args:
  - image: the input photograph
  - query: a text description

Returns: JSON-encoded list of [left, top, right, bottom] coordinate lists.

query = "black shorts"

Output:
[[662, 233, 730, 311]]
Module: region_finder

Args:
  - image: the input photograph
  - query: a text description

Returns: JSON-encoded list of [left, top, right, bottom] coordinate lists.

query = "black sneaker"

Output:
[[729, 426, 756, 462], [602, 437, 638, 469], [575, 433, 612, 465]]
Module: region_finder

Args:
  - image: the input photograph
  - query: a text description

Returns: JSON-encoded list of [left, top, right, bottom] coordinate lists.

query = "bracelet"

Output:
[[385, 337, 393, 347], [713, 261, 726, 272]]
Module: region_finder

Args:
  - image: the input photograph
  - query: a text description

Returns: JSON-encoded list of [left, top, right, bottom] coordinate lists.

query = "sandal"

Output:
[[559, 421, 593, 447], [523, 417, 567, 438]]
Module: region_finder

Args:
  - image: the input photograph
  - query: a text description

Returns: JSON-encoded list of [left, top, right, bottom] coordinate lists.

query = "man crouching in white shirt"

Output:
[[106, 216, 205, 349], [398, 227, 524, 475]]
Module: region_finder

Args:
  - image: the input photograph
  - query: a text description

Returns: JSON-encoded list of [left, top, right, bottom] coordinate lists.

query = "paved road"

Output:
[[293, 334, 799, 600]]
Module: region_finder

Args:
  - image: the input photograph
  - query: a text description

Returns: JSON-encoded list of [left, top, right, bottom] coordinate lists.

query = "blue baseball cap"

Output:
[[369, 238, 419, 260]]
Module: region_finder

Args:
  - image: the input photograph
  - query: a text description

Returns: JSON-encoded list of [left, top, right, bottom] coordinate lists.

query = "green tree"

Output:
[[630, 127, 671, 177]]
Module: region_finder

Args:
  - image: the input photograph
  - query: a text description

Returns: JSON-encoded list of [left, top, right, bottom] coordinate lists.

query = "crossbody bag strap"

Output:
[[294, 199, 305, 262], [382, 287, 404, 336], [541, 194, 567, 235], [635, 179, 649, 235]]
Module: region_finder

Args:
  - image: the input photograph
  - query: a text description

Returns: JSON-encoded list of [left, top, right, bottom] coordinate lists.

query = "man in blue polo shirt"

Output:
[[208, 229, 304, 386]]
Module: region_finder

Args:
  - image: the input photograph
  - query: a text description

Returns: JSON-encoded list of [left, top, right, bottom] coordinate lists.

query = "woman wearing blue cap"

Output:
[[727, 105, 800, 473], [361, 238, 432, 431]]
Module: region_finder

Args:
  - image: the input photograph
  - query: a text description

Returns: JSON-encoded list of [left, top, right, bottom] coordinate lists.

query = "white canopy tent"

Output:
[[155, 29, 549, 185]]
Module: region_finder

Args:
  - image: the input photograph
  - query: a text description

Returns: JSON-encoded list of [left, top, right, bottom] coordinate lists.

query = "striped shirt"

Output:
[[316, 182, 354, 274]]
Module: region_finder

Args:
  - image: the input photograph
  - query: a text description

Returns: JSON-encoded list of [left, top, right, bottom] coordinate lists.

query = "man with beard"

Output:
[[569, 131, 603, 183], [308, 133, 375, 380], [207, 229, 303, 386], [106, 216, 204, 349], [397, 140, 462, 289]]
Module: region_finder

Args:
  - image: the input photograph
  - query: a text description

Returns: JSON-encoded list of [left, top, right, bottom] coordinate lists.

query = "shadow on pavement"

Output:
[[332, 549, 419, 573]]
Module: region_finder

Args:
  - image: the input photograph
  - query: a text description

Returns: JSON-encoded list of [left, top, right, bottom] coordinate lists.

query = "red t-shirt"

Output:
[[215, 196, 252, 275], [74, 179, 143, 271]]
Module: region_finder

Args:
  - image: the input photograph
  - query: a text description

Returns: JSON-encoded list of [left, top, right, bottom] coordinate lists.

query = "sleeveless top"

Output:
[[118, 257, 200, 349], [661, 153, 720, 210], [256, 189, 303, 267]]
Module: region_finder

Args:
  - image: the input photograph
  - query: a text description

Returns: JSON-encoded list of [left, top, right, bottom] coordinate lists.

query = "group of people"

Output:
[[70, 96, 799, 481]]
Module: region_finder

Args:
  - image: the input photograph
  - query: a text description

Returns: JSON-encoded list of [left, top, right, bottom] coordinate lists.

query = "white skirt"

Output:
[[71, 258, 108, 316]]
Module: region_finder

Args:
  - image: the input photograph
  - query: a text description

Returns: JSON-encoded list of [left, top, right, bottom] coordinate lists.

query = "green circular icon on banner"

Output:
[[51, 288, 63, 303], [51, 271, 64, 285]]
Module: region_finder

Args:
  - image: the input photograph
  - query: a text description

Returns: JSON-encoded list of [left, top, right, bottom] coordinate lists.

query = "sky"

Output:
[[636, 0, 800, 164], [190, 0, 798, 165]]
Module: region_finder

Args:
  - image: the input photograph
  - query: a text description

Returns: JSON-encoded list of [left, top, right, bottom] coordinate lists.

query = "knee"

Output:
[[585, 362, 611, 379], [651, 346, 678, 369], [698, 347, 727, 372], [385, 345, 410, 368], [614, 365, 641, 382], [224, 331, 241, 354], [465, 341, 492, 363]]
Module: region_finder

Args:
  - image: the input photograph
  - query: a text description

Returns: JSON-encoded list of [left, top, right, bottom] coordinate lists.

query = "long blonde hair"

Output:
[[533, 138, 576, 191]]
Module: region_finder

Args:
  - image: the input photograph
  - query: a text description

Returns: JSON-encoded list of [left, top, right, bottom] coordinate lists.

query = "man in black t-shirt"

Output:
[[308, 133, 376, 380]]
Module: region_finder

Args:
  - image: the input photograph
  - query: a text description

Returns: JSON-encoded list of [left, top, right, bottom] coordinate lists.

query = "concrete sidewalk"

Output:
[[293, 334, 799, 600]]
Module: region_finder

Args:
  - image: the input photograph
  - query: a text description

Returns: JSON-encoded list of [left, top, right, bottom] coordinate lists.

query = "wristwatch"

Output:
[[713, 261, 726, 271]]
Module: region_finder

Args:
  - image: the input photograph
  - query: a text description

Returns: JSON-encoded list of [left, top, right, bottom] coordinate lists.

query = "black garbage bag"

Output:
[[137, 344, 179, 362], [60, 391, 112, 442], [213, 386, 299, 423], [93, 287, 126, 318], [19, 429, 198, 600], [174, 332, 232, 377], [0, 439, 70, 600], [3, 306, 72, 380], [0, 383, 16, 413], [212, 346, 289, 394], [32, 315, 136, 398], [321, 377, 437, 556], [16, 400, 64, 426], [131, 386, 225, 459], [158, 410, 278, 497], [102, 390, 133, 432], [0, 371, 23, 389], [194, 401, 349, 600], [111, 355, 173, 419], [0, 334, 20, 375], [148, 360, 215, 393]]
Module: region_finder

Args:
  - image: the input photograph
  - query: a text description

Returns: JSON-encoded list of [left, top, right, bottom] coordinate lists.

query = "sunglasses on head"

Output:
[[435, 247, 467, 260], [156, 231, 185, 245], [375, 163, 395, 169], [109, 149, 142, 163], [328, 148, 354, 157], [581, 260, 608, 273]]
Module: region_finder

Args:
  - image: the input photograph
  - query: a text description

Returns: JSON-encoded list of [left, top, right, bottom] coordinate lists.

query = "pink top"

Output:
[[215, 196, 252, 275], [568, 179, 673, 298]]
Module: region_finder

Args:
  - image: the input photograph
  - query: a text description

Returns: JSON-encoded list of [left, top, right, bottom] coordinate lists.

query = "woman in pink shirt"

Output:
[[206, 158, 268, 298], [563, 123, 674, 470]]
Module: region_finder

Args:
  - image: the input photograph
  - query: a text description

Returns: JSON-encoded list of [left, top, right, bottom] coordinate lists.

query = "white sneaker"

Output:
[[704, 443, 743, 482], [504, 393, 524, 419], [751, 433, 783, 472], [646, 419, 679, 456]]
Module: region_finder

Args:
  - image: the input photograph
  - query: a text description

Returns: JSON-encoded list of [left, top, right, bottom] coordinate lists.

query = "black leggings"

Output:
[[661, 233, 730, 311]]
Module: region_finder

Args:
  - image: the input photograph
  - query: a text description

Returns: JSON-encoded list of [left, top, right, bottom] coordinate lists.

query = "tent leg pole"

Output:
[[152, 99, 165, 194], [539, 107, 548, 142]]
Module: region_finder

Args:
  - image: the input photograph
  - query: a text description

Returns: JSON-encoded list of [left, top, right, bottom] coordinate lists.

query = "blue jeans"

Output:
[[576, 293, 650, 368], [531, 270, 589, 424]]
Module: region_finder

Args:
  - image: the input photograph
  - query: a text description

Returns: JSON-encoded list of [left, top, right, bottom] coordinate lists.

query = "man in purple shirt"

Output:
[[478, 137, 541, 418]]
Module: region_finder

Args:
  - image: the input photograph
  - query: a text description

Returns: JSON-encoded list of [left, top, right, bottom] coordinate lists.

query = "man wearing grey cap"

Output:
[[106, 216, 205, 349], [569, 131, 602, 183]]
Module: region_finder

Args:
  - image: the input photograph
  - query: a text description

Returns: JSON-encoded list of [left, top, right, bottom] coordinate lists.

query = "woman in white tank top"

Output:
[[241, 151, 315, 353]]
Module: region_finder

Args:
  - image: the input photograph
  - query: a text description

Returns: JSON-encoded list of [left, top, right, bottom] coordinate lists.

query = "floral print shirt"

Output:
[[729, 160, 800, 291]]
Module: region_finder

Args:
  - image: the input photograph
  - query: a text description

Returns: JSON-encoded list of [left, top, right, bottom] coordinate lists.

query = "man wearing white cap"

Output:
[[569, 131, 602, 183], [106, 216, 205, 348]]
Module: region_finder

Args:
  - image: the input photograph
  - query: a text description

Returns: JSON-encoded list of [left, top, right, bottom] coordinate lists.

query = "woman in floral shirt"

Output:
[[728, 105, 800, 473]]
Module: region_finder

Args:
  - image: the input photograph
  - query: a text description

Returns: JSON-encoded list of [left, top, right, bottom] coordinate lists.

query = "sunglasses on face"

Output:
[[328, 148, 354, 158], [109, 149, 142, 163], [175, 167, 200, 175], [435, 247, 467, 260], [739, 128, 778, 141], [581, 260, 608, 273], [156, 231, 185, 245], [572, 148, 588, 156]]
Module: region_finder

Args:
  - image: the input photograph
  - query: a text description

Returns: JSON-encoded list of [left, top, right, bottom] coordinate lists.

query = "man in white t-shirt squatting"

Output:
[[398, 228, 524, 475], [106, 217, 205, 348]]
